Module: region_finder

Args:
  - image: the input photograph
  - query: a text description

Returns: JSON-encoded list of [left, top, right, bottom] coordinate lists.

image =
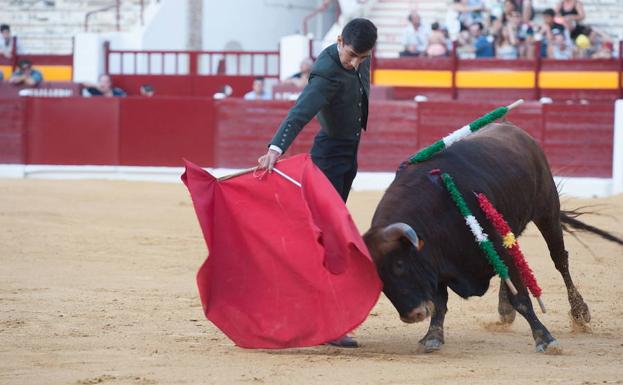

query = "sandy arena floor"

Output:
[[1, 178, 622, 385]]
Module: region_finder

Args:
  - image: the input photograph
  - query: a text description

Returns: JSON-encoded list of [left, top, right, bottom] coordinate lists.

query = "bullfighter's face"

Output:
[[374, 240, 437, 323]]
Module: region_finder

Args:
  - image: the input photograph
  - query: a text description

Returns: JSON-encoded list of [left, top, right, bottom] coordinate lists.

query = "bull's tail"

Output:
[[560, 211, 623, 246]]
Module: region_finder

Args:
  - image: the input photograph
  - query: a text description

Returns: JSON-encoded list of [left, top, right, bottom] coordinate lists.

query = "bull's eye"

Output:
[[392, 259, 406, 276]]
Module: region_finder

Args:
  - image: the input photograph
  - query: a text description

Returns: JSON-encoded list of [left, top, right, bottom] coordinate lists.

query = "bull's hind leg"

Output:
[[504, 283, 561, 354], [533, 213, 591, 326], [418, 285, 448, 353], [498, 281, 516, 324]]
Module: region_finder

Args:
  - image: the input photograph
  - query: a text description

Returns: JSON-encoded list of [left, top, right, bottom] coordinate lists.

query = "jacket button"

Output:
[[358, 102, 361, 107], [357, 117, 361, 122]]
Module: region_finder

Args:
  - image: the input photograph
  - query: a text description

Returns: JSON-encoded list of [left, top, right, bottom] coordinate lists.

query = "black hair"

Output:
[[0, 24, 10, 32], [543, 8, 555, 17], [431, 22, 440, 31], [18, 59, 32, 68], [341, 18, 377, 54], [141, 84, 154, 92], [254, 76, 265, 82]]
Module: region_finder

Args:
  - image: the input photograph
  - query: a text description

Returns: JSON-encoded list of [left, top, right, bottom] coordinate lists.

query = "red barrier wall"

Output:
[[0, 98, 26, 163], [110, 75, 258, 97], [0, 97, 614, 179], [25, 98, 120, 165], [118, 98, 214, 166]]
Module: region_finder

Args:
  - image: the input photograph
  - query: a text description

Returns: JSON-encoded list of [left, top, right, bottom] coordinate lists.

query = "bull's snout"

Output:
[[400, 301, 434, 324]]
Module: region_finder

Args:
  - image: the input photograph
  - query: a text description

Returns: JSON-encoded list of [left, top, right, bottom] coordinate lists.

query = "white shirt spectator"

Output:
[[401, 20, 430, 56], [244, 90, 272, 100]]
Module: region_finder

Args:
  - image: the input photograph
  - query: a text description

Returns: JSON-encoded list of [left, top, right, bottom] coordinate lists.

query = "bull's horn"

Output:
[[383, 222, 420, 249]]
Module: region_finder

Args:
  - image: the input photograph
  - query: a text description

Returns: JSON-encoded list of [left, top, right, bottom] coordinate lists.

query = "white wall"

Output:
[[202, 0, 317, 51], [141, 0, 188, 50]]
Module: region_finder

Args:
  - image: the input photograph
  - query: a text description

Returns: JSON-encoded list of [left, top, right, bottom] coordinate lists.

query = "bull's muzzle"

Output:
[[400, 301, 434, 323]]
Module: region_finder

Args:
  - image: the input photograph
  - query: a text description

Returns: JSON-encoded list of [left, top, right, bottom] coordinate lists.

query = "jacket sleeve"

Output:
[[269, 73, 339, 153]]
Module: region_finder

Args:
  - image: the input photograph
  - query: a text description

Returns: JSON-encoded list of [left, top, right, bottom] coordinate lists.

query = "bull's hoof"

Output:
[[417, 338, 444, 353], [570, 302, 591, 326], [498, 310, 516, 324], [535, 339, 562, 355], [498, 301, 516, 324]]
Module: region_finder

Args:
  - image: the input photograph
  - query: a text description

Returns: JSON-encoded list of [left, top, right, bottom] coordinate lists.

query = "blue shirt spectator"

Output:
[[244, 77, 271, 100], [470, 22, 495, 57]]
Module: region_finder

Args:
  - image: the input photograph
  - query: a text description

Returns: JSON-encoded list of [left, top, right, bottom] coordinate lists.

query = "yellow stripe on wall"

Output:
[[37, 65, 73, 81], [539, 71, 618, 89], [0, 65, 11, 79], [0, 65, 72, 81], [456, 71, 534, 88], [373, 69, 452, 87]]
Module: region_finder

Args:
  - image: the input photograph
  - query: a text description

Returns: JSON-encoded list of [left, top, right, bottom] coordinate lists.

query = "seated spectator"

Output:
[[213, 85, 233, 100], [83, 74, 126, 97], [453, 0, 485, 30], [140, 84, 155, 97], [9, 60, 43, 86], [426, 22, 449, 57], [583, 27, 614, 59], [507, 9, 534, 58], [548, 28, 573, 59], [538, 8, 568, 57], [496, 24, 519, 59], [503, 0, 534, 24], [244, 77, 271, 100], [285, 58, 313, 88], [555, 0, 586, 40], [400, 10, 429, 57], [470, 22, 495, 57], [0, 24, 18, 59]]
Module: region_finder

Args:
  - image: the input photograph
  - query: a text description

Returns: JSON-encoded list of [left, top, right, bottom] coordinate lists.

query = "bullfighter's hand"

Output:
[[257, 149, 280, 172]]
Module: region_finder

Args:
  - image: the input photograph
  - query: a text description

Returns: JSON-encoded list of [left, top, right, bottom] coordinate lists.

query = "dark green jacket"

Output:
[[270, 43, 370, 152]]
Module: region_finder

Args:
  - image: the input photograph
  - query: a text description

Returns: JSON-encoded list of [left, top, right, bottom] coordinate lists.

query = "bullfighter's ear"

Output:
[[417, 239, 424, 251]]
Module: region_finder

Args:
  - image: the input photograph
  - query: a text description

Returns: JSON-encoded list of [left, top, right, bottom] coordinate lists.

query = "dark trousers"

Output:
[[310, 132, 359, 202]]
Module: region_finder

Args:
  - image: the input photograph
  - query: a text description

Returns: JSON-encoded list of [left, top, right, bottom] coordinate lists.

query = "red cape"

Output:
[[182, 154, 381, 349]]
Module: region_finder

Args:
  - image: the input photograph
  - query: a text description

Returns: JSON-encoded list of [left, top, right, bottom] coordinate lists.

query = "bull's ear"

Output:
[[417, 238, 425, 251]]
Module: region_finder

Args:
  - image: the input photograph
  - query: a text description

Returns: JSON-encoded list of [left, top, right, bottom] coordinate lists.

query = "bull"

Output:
[[363, 122, 623, 353]]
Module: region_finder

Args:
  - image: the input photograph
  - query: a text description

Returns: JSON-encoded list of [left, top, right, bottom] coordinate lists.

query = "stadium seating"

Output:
[[0, 0, 156, 54], [370, 0, 623, 58]]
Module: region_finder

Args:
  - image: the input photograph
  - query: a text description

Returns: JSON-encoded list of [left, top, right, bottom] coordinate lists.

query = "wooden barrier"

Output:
[[0, 97, 615, 179]]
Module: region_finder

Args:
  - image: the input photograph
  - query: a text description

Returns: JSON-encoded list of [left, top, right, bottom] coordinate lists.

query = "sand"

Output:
[[1, 178, 622, 385]]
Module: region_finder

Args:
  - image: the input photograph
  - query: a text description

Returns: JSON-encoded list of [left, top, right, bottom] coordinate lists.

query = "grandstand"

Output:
[[370, 0, 623, 57], [0, 0, 157, 53]]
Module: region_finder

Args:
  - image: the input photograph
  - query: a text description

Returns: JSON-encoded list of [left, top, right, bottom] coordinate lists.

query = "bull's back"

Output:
[[376, 122, 556, 235]]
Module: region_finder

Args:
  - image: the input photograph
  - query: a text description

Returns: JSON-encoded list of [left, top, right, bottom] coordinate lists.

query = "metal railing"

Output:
[[104, 43, 280, 78]]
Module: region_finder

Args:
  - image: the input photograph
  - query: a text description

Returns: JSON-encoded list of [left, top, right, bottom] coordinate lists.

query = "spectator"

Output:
[[453, 0, 485, 30], [505, 0, 534, 24], [140, 84, 155, 97], [213, 84, 233, 100], [83, 74, 126, 97], [400, 10, 429, 57], [583, 26, 614, 59], [507, 9, 534, 58], [285, 58, 313, 88], [426, 22, 449, 57], [549, 28, 573, 59], [9, 60, 43, 86], [555, 0, 586, 40], [538, 8, 568, 57], [496, 24, 519, 59], [470, 22, 495, 57], [0, 24, 17, 59], [244, 77, 271, 100]]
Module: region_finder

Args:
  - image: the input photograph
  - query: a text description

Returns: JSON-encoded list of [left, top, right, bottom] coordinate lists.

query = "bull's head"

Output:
[[364, 223, 437, 324]]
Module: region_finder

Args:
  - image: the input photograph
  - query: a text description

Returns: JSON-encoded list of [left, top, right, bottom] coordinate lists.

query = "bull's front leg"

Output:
[[418, 285, 448, 353], [505, 283, 562, 354]]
